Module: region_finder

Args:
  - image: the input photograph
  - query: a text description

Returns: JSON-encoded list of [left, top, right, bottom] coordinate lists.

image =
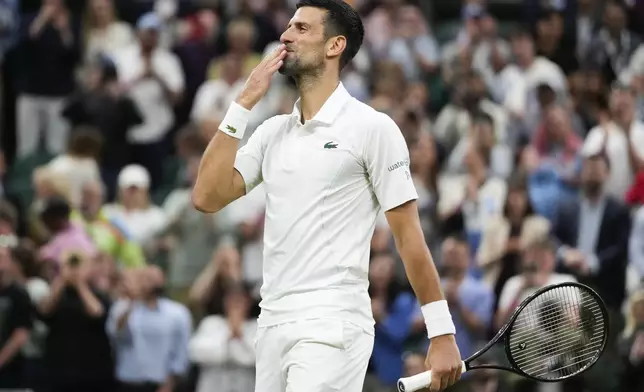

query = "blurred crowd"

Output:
[[0, 0, 643, 392]]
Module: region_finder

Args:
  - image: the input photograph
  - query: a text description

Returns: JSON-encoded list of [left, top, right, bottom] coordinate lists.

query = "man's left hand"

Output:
[[425, 334, 462, 391]]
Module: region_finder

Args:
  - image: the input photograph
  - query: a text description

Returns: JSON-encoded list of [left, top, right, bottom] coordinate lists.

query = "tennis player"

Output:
[[192, 1, 462, 391]]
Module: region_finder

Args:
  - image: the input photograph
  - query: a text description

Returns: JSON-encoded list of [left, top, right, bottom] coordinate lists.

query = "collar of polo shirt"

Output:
[[290, 82, 351, 125]]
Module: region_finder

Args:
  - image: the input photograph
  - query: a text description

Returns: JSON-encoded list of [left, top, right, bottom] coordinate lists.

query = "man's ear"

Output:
[[326, 35, 347, 60]]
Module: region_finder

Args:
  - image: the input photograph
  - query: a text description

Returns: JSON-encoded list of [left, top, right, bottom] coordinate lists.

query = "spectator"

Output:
[[478, 175, 550, 308], [552, 154, 631, 313], [38, 196, 97, 266], [39, 253, 114, 392], [495, 238, 577, 330], [534, 9, 578, 75], [102, 164, 166, 246], [46, 127, 103, 208], [158, 155, 236, 302], [28, 166, 73, 245], [16, 0, 80, 157], [84, 0, 135, 62], [368, 252, 417, 389], [0, 246, 32, 389], [583, 82, 644, 199], [585, 0, 641, 84], [113, 12, 185, 189], [631, 206, 644, 284], [62, 55, 143, 200], [107, 266, 192, 392], [620, 289, 644, 390], [76, 180, 146, 269], [208, 17, 261, 80], [440, 235, 494, 358], [188, 283, 256, 392]]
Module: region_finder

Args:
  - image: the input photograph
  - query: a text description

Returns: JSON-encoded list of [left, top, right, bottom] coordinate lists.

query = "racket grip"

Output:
[[397, 361, 467, 392]]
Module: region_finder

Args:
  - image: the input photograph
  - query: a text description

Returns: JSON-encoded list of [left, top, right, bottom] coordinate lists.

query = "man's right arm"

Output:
[[191, 44, 286, 213]]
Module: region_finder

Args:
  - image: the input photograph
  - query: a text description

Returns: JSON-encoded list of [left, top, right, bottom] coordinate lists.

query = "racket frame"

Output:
[[462, 282, 609, 382]]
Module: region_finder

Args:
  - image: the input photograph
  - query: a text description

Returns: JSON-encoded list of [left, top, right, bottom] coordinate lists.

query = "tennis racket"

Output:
[[397, 282, 609, 392]]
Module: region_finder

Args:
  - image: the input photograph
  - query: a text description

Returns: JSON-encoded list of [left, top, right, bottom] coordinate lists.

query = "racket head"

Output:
[[503, 282, 609, 382]]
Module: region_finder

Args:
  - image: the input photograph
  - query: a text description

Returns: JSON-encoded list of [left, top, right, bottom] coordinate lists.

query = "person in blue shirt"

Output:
[[368, 252, 418, 388]]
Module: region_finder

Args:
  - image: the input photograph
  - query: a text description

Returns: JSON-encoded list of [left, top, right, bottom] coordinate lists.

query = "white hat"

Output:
[[118, 164, 151, 189]]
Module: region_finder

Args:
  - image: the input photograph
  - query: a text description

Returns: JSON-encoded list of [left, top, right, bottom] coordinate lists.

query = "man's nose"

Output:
[[280, 30, 294, 45]]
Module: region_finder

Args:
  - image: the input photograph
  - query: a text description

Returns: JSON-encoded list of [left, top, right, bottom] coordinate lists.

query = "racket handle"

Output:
[[397, 361, 467, 392]]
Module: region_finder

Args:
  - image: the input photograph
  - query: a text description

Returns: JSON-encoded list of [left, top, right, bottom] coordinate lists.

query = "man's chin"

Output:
[[278, 63, 297, 77]]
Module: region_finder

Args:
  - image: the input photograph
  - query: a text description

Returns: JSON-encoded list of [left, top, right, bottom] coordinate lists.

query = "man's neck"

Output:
[[518, 56, 534, 70], [296, 71, 340, 122], [614, 115, 634, 132]]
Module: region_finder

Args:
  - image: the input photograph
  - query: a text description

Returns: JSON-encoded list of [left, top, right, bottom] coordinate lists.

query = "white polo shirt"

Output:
[[231, 83, 418, 333]]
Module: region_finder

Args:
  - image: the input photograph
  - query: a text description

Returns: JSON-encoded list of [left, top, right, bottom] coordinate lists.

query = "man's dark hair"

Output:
[[296, 0, 364, 70], [68, 126, 104, 159], [40, 196, 71, 232]]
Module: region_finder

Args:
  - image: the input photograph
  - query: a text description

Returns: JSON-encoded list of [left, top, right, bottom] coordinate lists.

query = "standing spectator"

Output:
[[583, 83, 644, 199], [61, 56, 143, 199], [39, 253, 114, 392], [16, 0, 80, 157], [107, 266, 192, 392], [585, 0, 641, 84], [113, 12, 185, 189], [188, 284, 257, 392], [84, 0, 135, 63], [367, 252, 416, 389], [552, 154, 631, 313], [102, 164, 166, 247], [440, 235, 494, 358], [46, 127, 103, 208], [38, 196, 97, 266], [0, 245, 31, 388]]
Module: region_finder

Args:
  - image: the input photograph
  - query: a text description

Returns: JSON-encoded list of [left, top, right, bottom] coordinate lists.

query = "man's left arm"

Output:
[[366, 114, 462, 390], [0, 288, 32, 368]]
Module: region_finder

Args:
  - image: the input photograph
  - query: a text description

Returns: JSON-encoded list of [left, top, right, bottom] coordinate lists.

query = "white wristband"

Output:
[[219, 101, 251, 140], [421, 300, 456, 339]]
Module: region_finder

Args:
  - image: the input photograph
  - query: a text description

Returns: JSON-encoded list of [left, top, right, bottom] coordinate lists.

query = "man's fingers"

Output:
[[263, 44, 286, 64], [429, 371, 445, 392], [266, 60, 284, 74]]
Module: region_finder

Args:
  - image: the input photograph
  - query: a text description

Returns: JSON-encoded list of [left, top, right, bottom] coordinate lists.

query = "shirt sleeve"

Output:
[[363, 113, 418, 211], [233, 117, 280, 194]]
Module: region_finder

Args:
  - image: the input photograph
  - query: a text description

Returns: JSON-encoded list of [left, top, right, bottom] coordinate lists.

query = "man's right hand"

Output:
[[236, 44, 287, 110]]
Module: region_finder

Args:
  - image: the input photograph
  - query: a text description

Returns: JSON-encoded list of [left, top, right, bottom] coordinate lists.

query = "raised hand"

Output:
[[236, 44, 287, 110]]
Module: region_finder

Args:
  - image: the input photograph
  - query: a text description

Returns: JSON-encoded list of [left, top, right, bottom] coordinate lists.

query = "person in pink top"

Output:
[[39, 196, 98, 266]]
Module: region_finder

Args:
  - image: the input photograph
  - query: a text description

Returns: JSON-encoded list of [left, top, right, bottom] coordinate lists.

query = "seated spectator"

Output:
[[478, 175, 550, 307], [46, 127, 103, 208], [0, 247, 32, 389], [76, 180, 146, 269], [496, 239, 577, 331], [107, 266, 192, 392], [368, 252, 417, 388], [440, 234, 494, 359], [188, 284, 257, 392], [619, 289, 644, 390], [102, 164, 166, 247], [39, 253, 114, 392], [38, 196, 97, 267]]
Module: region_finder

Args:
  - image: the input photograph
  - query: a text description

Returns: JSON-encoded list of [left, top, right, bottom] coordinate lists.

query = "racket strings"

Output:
[[507, 285, 606, 381]]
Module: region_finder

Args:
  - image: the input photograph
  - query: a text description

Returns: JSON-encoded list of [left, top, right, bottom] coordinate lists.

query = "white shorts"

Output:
[[255, 318, 374, 392]]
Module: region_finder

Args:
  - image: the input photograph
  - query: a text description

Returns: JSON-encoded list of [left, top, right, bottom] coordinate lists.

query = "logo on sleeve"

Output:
[[387, 159, 410, 172], [324, 141, 338, 149], [225, 125, 237, 134]]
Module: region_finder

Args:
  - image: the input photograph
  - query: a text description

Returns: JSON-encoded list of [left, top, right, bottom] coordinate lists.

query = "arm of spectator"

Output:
[[39, 274, 66, 315], [106, 299, 134, 342], [629, 209, 644, 279], [188, 316, 229, 365], [229, 320, 258, 367], [453, 287, 494, 337], [166, 307, 192, 385], [28, 9, 52, 39], [0, 288, 31, 368], [412, 35, 440, 74], [188, 259, 219, 308], [375, 293, 417, 346], [151, 55, 185, 107], [76, 280, 105, 318]]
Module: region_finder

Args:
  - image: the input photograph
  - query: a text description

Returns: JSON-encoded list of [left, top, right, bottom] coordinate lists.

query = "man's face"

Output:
[[581, 157, 608, 193], [441, 239, 469, 274], [604, 4, 626, 33], [139, 29, 159, 52], [511, 36, 534, 63], [279, 7, 329, 77]]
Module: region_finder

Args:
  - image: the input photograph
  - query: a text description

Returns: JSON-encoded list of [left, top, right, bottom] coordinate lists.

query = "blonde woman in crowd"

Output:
[[29, 166, 73, 245], [83, 0, 134, 62], [620, 290, 644, 389]]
